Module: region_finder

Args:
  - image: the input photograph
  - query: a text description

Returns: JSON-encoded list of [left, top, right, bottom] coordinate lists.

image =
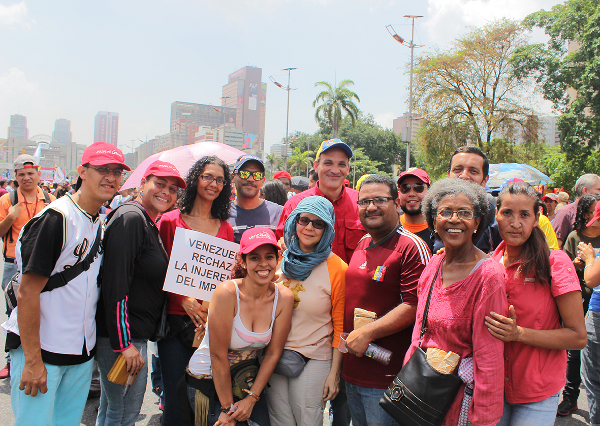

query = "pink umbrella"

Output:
[[120, 142, 246, 190]]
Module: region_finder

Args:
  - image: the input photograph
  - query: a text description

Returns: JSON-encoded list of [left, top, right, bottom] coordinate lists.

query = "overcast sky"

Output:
[[0, 0, 563, 155]]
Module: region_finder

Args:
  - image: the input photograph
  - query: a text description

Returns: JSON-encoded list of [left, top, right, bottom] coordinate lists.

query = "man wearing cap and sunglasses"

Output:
[[229, 155, 283, 244], [0, 154, 55, 380], [3, 142, 128, 426], [397, 167, 433, 253]]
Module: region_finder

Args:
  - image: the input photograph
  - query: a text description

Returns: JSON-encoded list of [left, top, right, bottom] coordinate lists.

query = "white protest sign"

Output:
[[163, 227, 240, 301]]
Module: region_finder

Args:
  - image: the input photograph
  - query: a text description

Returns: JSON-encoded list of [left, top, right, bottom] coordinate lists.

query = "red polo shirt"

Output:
[[276, 182, 365, 264]]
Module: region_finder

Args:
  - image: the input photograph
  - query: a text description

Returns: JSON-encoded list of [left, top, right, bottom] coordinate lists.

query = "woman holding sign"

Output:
[[158, 156, 235, 426], [184, 228, 294, 426], [96, 160, 187, 426], [265, 196, 347, 426]]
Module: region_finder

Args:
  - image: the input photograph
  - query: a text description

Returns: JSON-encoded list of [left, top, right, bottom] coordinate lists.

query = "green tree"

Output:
[[512, 0, 600, 173], [349, 148, 386, 187], [288, 147, 314, 176], [265, 153, 279, 174], [413, 19, 540, 153], [313, 80, 360, 138]]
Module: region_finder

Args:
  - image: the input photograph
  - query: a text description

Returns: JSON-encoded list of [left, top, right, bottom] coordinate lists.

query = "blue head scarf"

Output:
[[280, 196, 335, 281]]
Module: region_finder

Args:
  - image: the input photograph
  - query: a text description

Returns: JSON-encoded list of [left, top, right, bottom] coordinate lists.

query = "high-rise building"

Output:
[[170, 103, 236, 147], [8, 114, 28, 140], [94, 111, 119, 146], [53, 118, 72, 144], [222, 66, 267, 155], [393, 113, 423, 143]]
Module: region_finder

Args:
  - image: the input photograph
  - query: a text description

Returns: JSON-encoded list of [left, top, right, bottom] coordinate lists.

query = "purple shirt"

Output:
[[552, 199, 578, 242]]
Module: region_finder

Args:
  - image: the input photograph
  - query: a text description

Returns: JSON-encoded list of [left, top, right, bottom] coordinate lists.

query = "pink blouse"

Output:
[[404, 254, 507, 426], [491, 242, 581, 403]]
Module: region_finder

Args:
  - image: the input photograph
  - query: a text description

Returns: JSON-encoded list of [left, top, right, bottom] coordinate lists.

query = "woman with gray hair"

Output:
[[403, 178, 507, 425]]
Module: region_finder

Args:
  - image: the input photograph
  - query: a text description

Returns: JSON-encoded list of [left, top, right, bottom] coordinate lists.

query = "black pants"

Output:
[[563, 297, 590, 401]]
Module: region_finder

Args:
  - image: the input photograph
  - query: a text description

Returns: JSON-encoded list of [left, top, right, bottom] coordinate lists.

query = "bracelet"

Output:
[[242, 388, 260, 401], [220, 407, 229, 414]]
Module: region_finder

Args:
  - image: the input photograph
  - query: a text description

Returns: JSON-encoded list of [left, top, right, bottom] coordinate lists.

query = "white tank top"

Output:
[[188, 282, 279, 376]]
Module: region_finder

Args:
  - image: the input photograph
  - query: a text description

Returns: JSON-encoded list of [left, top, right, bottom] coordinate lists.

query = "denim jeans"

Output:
[[563, 297, 589, 401], [2, 260, 17, 365], [186, 384, 271, 425], [95, 338, 148, 426], [496, 392, 560, 426], [345, 381, 398, 426], [582, 310, 600, 426], [10, 346, 94, 426], [157, 334, 196, 426], [150, 341, 164, 406]]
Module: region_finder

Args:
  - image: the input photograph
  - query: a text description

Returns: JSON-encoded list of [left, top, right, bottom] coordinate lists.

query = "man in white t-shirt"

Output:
[[4, 142, 128, 426]]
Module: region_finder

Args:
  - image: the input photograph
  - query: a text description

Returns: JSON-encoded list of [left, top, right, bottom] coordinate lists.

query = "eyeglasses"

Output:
[[200, 175, 226, 186], [237, 170, 265, 181], [399, 183, 426, 194], [357, 197, 394, 208], [297, 216, 327, 229], [437, 209, 475, 220], [87, 165, 124, 177]]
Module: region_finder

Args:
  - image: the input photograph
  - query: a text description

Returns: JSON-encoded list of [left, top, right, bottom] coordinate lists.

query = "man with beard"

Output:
[[397, 168, 433, 253], [228, 155, 283, 243]]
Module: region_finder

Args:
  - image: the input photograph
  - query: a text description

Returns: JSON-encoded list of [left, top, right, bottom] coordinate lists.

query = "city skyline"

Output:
[[1, 0, 562, 155]]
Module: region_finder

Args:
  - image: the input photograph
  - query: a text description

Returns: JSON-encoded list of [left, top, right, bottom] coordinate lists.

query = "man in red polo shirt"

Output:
[[276, 138, 365, 264]]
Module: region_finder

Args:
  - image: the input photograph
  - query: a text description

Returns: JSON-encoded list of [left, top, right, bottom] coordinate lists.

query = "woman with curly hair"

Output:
[[158, 155, 235, 426]]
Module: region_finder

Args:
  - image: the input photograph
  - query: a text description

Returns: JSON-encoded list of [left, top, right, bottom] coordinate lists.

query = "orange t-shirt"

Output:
[[0, 188, 55, 258], [400, 214, 429, 234]]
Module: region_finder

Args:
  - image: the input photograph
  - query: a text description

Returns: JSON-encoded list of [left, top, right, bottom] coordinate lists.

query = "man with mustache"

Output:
[[228, 155, 283, 244], [397, 168, 433, 253]]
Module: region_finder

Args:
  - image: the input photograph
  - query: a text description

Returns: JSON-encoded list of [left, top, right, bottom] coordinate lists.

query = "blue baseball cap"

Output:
[[233, 154, 265, 173], [315, 138, 353, 160]]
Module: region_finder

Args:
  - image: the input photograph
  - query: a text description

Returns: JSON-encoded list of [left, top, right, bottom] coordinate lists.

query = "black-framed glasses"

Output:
[[399, 183, 426, 194], [296, 216, 327, 229], [237, 170, 265, 181], [87, 165, 124, 177], [437, 209, 475, 220], [200, 175, 226, 186], [357, 197, 394, 208]]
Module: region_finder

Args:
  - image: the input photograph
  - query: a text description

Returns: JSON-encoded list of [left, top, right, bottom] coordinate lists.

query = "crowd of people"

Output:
[[0, 137, 598, 426]]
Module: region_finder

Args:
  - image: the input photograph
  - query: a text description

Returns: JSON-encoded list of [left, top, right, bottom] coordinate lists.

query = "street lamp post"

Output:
[[270, 68, 297, 172], [387, 16, 423, 171]]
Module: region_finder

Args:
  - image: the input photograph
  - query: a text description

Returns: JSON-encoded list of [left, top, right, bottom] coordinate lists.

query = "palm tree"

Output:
[[313, 80, 360, 138], [265, 153, 277, 174]]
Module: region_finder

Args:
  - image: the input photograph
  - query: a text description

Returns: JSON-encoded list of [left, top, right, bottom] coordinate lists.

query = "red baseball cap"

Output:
[[81, 142, 130, 171], [587, 202, 600, 227], [273, 171, 292, 180], [144, 160, 186, 188], [397, 167, 430, 186], [240, 227, 280, 254]]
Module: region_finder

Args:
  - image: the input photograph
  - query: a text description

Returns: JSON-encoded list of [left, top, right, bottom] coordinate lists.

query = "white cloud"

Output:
[[374, 111, 396, 129], [423, 0, 562, 48], [0, 68, 38, 100], [0, 1, 35, 29]]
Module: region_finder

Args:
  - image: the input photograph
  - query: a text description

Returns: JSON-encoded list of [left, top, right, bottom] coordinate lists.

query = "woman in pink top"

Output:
[[404, 178, 506, 426], [485, 181, 587, 425], [157, 156, 235, 426]]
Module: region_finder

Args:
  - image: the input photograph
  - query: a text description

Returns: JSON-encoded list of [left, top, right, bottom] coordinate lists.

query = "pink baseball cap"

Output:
[[587, 202, 600, 227], [81, 142, 130, 171], [397, 167, 430, 186], [144, 160, 186, 188], [240, 227, 280, 254]]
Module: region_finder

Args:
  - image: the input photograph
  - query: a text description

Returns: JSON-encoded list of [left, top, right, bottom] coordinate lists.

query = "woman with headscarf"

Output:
[[265, 196, 347, 426]]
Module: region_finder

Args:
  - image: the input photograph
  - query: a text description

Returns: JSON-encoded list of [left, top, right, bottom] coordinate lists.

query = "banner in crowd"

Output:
[[163, 227, 240, 301]]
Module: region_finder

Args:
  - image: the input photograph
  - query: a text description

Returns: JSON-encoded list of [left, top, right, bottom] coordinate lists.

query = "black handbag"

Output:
[[379, 259, 463, 426]]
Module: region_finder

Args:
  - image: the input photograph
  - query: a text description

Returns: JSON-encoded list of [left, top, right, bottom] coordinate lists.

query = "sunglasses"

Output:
[[399, 183, 426, 194], [237, 170, 265, 180], [297, 216, 327, 229]]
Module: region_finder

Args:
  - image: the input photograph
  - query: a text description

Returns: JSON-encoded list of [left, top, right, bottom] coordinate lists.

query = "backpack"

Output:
[[3, 190, 51, 259], [3, 217, 102, 311]]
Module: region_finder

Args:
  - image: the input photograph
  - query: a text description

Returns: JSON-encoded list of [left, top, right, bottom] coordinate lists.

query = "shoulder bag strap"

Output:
[[43, 222, 103, 292], [418, 256, 444, 345]]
